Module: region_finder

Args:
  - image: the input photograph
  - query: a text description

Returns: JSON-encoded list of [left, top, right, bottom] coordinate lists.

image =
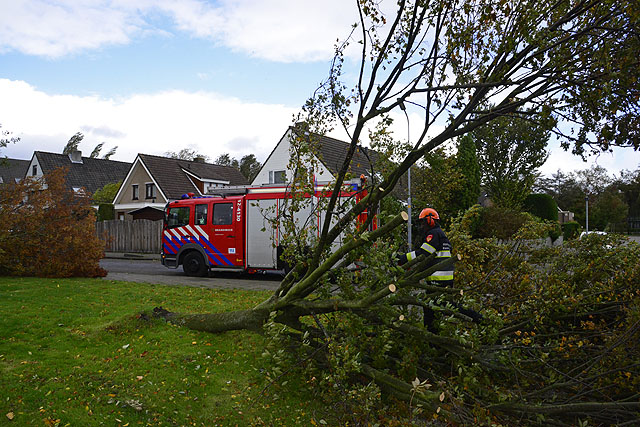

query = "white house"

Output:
[[252, 124, 380, 186]]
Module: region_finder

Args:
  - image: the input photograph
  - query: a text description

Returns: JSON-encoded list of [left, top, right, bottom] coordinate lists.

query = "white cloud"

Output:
[[0, 0, 357, 62], [0, 0, 142, 57], [540, 142, 640, 177], [0, 78, 296, 163], [162, 0, 358, 62]]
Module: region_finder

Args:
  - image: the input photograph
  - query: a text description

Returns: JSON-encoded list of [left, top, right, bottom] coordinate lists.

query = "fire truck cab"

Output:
[[161, 180, 373, 276]]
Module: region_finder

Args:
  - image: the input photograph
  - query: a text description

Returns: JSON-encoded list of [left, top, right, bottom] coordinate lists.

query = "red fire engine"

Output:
[[161, 178, 375, 276]]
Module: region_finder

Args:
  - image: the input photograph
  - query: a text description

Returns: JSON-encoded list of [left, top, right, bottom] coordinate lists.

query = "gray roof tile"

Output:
[[34, 151, 131, 194], [138, 154, 249, 200], [0, 158, 29, 184], [290, 126, 380, 178]]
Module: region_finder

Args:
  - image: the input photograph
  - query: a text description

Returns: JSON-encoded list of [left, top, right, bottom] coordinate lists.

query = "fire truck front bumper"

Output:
[[161, 253, 178, 269]]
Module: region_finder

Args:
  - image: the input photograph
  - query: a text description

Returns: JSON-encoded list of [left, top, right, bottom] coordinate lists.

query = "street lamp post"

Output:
[[585, 195, 589, 233], [398, 99, 411, 250]]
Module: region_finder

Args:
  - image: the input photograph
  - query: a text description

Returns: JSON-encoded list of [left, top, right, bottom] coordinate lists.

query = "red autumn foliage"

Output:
[[0, 167, 107, 277]]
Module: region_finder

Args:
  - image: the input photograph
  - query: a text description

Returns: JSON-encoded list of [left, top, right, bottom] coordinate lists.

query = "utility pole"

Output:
[[585, 195, 589, 233], [399, 99, 411, 250]]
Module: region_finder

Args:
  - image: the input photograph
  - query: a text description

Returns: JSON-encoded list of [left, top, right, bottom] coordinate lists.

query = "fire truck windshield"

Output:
[[167, 206, 190, 228]]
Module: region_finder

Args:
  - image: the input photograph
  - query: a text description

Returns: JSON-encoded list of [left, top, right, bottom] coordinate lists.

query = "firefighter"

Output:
[[397, 207, 481, 329], [396, 207, 453, 284]]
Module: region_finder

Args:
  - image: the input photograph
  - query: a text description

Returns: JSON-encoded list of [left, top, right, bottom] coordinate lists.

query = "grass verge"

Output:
[[0, 277, 323, 426]]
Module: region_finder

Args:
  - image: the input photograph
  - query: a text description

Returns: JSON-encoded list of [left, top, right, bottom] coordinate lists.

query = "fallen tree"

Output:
[[152, 0, 640, 423]]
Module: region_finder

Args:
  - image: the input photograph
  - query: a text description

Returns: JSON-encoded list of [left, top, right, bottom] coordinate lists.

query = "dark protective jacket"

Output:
[[401, 224, 454, 284]]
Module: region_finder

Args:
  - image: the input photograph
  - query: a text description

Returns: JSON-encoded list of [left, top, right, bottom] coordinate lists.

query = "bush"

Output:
[[562, 220, 581, 240], [523, 193, 558, 221], [475, 206, 529, 239], [549, 222, 562, 241], [97, 203, 115, 221], [451, 204, 484, 237], [0, 167, 107, 277]]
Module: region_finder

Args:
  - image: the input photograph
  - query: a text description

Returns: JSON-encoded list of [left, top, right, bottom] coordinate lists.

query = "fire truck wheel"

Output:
[[183, 252, 207, 277]]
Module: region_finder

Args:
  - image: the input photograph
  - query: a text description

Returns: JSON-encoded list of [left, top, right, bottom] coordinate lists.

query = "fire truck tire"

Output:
[[183, 251, 208, 277]]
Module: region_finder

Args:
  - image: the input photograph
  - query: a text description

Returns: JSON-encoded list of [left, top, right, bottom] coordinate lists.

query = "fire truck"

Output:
[[161, 179, 374, 276]]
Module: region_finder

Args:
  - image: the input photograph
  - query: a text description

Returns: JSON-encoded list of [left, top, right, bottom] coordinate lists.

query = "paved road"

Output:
[[100, 258, 282, 291]]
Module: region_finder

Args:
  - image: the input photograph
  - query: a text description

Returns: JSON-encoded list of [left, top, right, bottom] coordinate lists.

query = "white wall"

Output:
[[26, 156, 43, 178], [251, 128, 334, 186]]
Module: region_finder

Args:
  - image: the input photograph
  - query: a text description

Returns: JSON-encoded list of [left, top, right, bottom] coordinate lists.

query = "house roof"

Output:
[[290, 126, 380, 178], [293, 126, 413, 200], [0, 158, 29, 184], [34, 151, 131, 194], [137, 154, 249, 200]]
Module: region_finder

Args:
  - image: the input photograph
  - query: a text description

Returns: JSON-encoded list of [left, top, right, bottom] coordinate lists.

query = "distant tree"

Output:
[[450, 135, 480, 214], [63, 132, 84, 154], [591, 188, 629, 231], [164, 150, 260, 180], [615, 169, 640, 218], [63, 132, 114, 159], [88, 143, 117, 160], [239, 154, 261, 181], [165, 148, 209, 162], [535, 170, 584, 211], [1, 123, 20, 149], [90, 143, 104, 158], [92, 181, 122, 205], [474, 110, 554, 209], [536, 165, 636, 230], [102, 146, 118, 160], [574, 165, 613, 196], [412, 148, 464, 227], [213, 153, 239, 169], [0, 167, 106, 277]]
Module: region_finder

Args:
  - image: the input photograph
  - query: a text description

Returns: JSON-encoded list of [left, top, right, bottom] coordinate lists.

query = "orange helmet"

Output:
[[418, 207, 439, 227]]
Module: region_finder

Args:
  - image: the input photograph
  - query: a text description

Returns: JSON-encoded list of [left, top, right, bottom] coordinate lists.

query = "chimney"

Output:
[[69, 150, 83, 164], [193, 156, 206, 163]]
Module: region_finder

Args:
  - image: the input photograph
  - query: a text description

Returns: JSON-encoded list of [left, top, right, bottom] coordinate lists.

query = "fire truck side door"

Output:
[[208, 201, 243, 267]]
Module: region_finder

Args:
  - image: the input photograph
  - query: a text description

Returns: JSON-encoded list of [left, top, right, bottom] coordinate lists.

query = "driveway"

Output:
[[100, 257, 282, 291]]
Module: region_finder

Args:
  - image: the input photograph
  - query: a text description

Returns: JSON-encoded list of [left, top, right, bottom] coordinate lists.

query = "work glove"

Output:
[[396, 253, 408, 266]]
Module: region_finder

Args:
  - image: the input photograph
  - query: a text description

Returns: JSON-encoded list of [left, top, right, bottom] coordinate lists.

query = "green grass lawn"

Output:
[[0, 278, 323, 426]]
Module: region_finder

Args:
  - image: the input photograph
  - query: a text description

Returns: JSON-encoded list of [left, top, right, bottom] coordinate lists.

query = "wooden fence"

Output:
[[96, 220, 163, 253]]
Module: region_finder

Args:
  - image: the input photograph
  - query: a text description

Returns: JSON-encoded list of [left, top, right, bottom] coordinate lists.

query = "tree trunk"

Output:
[[152, 306, 269, 333]]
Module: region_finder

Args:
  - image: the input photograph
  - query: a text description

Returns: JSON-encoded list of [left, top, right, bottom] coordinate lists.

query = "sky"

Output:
[[0, 0, 637, 177]]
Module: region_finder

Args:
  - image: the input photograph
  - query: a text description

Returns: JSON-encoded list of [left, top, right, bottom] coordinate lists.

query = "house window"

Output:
[[195, 204, 208, 225], [213, 203, 233, 225], [132, 184, 139, 200], [32, 165, 37, 176], [145, 183, 156, 199], [269, 170, 286, 184], [167, 206, 190, 228]]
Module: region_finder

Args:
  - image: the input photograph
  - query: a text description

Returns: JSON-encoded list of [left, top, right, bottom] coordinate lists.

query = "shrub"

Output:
[[0, 167, 107, 277], [549, 222, 562, 241], [97, 203, 115, 221], [475, 206, 529, 239], [562, 220, 581, 240], [523, 193, 558, 221], [450, 204, 484, 237]]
